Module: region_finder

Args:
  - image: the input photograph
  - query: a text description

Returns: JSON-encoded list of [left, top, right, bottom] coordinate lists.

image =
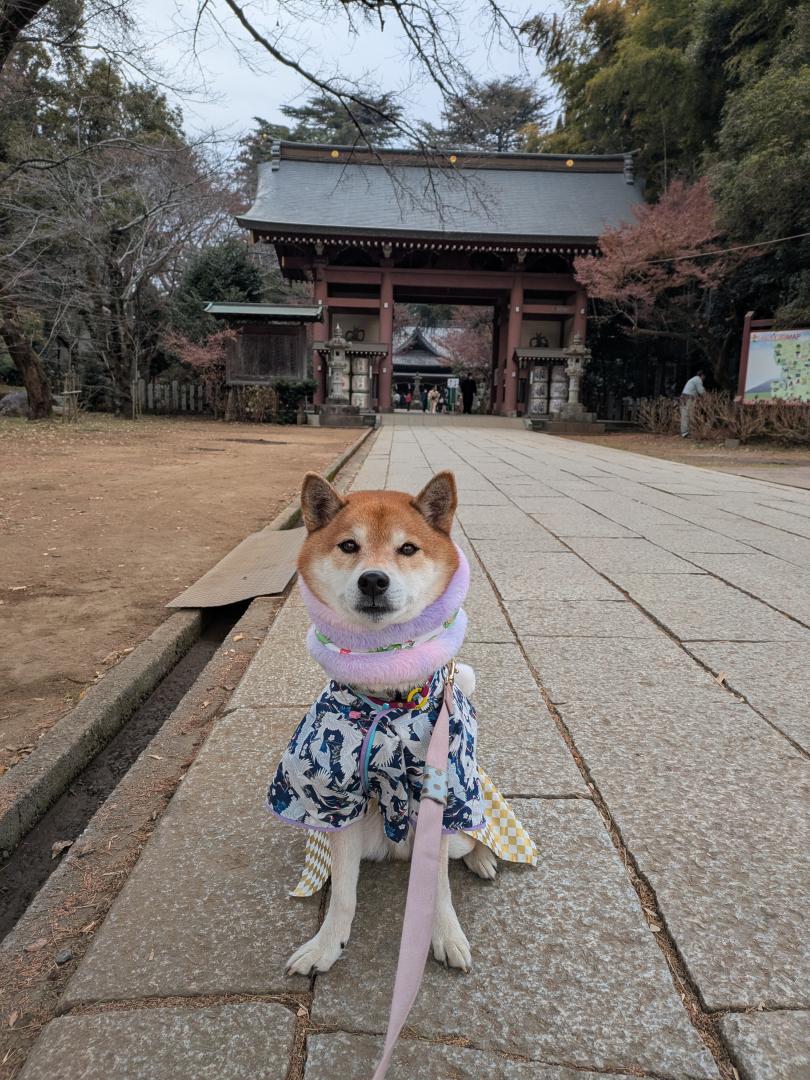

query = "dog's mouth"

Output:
[[353, 599, 395, 621]]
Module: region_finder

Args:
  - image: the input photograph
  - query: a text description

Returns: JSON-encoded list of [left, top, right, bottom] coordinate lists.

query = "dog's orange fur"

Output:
[[298, 476, 459, 606]]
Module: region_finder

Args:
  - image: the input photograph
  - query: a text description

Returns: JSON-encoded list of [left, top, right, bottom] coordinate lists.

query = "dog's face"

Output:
[[298, 471, 459, 628]]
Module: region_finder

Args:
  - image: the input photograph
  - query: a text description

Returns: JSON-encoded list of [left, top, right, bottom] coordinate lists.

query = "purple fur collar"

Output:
[[299, 546, 469, 688]]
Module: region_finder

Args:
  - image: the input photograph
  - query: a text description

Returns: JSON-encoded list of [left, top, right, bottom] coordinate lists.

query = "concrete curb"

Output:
[[0, 610, 202, 858], [0, 424, 374, 862]]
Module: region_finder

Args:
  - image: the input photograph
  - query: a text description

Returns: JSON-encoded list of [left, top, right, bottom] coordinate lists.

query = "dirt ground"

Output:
[[561, 432, 810, 489], [0, 415, 357, 774]]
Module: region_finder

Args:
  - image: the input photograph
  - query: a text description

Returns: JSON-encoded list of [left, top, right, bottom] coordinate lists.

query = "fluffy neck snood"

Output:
[[299, 546, 469, 690]]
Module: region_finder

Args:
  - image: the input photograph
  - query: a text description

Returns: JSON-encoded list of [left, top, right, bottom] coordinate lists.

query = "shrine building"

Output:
[[238, 141, 643, 416]]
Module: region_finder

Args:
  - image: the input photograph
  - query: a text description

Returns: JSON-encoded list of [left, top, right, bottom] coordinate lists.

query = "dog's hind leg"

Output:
[[431, 836, 472, 971], [448, 832, 498, 879], [285, 824, 365, 976]]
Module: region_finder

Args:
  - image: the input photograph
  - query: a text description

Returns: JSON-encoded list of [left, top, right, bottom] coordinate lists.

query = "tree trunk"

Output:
[[0, 302, 52, 418], [0, 0, 50, 73]]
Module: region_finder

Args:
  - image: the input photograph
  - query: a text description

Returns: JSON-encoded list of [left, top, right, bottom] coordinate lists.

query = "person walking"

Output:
[[427, 386, 440, 413], [680, 370, 706, 437], [404, 390, 412, 411]]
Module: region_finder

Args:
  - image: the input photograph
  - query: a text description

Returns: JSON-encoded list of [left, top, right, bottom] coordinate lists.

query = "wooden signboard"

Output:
[[227, 324, 307, 385]]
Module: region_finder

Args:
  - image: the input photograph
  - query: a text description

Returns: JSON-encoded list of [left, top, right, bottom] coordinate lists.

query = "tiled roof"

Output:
[[239, 143, 643, 244]]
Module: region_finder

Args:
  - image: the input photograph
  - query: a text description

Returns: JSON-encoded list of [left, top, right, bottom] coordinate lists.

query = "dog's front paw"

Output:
[[286, 929, 345, 976], [432, 913, 471, 972]]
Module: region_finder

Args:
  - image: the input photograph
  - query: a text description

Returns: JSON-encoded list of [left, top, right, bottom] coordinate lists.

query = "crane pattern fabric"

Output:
[[267, 674, 484, 842]]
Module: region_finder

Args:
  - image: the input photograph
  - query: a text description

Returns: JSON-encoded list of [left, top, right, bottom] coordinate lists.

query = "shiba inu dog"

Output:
[[269, 470, 499, 977]]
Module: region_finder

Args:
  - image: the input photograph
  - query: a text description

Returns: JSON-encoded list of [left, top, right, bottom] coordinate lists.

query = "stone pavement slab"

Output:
[[539, 687, 810, 1009], [683, 551, 810, 625], [686, 641, 810, 752], [229, 590, 325, 709], [506, 597, 660, 638], [637, 525, 758, 555], [563, 536, 704, 576], [304, 1032, 640, 1079], [470, 549, 622, 603], [529, 508, 640, 538], [719, 1012, 810, 1080], [454, 535, 514, 643], [310, 801, 718, 1079], [19, 1002, 295, 1080], [456, 504, 564, 545], [459, 642, 584, 795], [615, 572, 810, 641], [62, 706, 316, 1006]]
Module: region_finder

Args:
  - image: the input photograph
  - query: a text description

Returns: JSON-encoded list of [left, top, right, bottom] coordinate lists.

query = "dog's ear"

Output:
[[413, 471, 457, 534], [301, 473, 345, 532]]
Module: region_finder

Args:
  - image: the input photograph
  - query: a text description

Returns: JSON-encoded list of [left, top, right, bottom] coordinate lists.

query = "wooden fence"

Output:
[[137, 379, 208, 414]]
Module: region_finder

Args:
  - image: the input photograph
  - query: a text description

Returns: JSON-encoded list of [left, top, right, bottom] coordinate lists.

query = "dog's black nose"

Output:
[[357, 570, 390, 597]]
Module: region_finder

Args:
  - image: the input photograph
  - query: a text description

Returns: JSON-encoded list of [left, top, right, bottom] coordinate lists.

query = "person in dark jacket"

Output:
[[460, 376, 477, 415]]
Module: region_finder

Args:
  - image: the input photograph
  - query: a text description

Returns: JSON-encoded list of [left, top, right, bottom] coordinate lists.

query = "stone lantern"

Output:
[[325, 324, 351, 404], [559, 333, 594, 421], [319, 324, 367, 427]]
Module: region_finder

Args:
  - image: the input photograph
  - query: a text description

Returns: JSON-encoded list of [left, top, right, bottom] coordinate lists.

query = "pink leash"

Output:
[[370, 663, 455, 1080]]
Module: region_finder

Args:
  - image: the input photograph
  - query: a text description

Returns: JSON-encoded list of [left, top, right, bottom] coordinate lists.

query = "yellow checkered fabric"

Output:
[[290, 765, 537, 897]]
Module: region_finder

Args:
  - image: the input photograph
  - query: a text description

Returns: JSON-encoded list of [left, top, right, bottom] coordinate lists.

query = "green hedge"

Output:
[[273, 378, 316, 424]]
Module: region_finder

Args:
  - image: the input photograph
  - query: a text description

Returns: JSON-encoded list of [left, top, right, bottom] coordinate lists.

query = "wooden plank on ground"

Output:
[[166, 528, 305, 608]]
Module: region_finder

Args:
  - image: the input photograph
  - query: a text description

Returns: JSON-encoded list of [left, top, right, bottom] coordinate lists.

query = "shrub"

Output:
[[637, 397, 677, 434], [274, 378, 316, 424], [636, 392, 810, 445], [224, 378, 316, 424]]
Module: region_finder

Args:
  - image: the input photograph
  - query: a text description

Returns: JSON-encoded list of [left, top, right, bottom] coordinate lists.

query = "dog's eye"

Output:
[[398, 543, 419, 557], [338, 539, 359, 554]]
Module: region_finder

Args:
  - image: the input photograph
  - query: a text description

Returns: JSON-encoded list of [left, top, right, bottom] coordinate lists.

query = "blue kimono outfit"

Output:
[[267, 670, 484, 842]]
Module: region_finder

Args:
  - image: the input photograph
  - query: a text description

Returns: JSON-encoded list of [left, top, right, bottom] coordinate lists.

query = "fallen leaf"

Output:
[[80, 921, 97, 934], [232, 633, 244, 642], [149, 754, 164, 761], [6, 1010, 19, 1028], [649, 924, 662, 933], [51, 839, 73, 859], [24, 937, 48, 952], [9, 585, 27, 591], [201, 700, 210, 708], [148, 948, 155, 961], [714, 671, 727, 685]]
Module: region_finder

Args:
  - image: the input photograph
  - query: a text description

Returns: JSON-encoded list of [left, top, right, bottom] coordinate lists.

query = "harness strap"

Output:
[[370, 662, 455, 1080]]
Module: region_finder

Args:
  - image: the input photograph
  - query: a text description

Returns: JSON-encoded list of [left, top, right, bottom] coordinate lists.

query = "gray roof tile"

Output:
[[239, 157, 643, 242]]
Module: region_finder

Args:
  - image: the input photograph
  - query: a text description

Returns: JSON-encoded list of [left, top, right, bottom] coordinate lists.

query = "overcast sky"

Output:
[[135, 0, 564, 148]]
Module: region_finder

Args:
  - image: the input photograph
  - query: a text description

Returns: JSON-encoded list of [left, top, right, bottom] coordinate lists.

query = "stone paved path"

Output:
[[20, 425, 810, 1080]]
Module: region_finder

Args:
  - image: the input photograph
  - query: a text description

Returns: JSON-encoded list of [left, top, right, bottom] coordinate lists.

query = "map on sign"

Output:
[[743, 328, 810, 401]]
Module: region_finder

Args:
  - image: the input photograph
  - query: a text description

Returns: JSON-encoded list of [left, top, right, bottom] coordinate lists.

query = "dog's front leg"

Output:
[[286, 825, 364, 976], [431, 835, 472, 971]]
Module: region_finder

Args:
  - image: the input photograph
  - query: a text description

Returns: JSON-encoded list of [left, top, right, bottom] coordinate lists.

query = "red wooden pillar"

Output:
[[573, 287, 587, 343], [496, 299, 508, 412], [311, 267, 328, 405], [489, 304, 501, 413], [378, 270, 394, 412], [503, 274, 523, 416]]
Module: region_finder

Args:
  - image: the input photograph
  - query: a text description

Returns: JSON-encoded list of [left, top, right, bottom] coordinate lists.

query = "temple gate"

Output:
[[238, 142, 642, 417]]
